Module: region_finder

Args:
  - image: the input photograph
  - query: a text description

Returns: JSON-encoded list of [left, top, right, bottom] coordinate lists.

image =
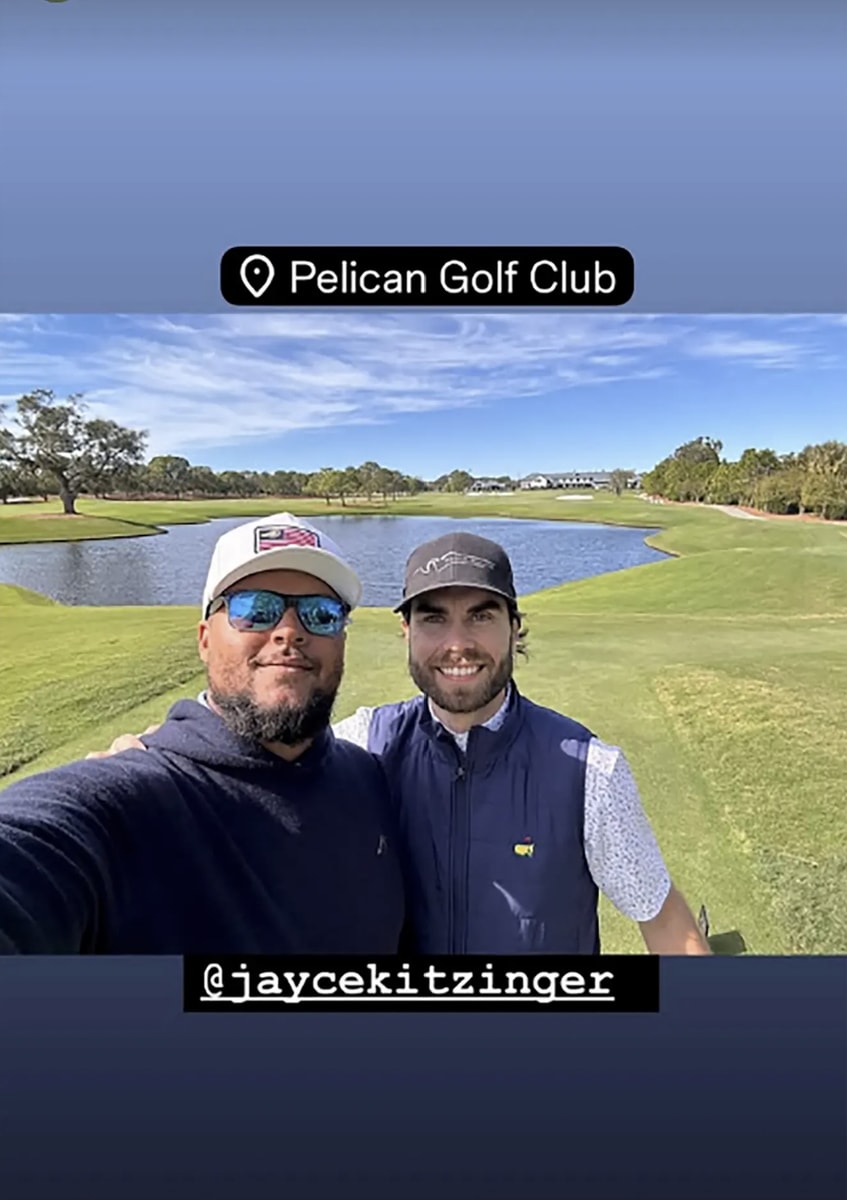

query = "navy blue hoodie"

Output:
[[0, 700, 405, 954]]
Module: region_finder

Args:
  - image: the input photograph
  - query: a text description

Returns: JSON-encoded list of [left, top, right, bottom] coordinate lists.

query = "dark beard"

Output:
[[408, 651, 513, 715], [208, 684, 339, 746]]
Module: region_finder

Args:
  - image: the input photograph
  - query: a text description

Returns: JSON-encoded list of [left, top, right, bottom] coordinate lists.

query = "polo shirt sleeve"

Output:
[[332, 707, 377, 749], [582, 738, 672, 922]]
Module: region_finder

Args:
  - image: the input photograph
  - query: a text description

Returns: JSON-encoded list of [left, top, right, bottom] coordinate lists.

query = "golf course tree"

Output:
[[753, 456, 805, 514], [0, 389, 147, 514], [310, 467, 345, 504], [642, 436, 722, 503], [798, 441, 847, 519], [185, 464, 222, 496], [379, 467, 410, 500], [83, 419, 151, 499], [234, 469, 270, 496], [706, 459, 745, 505], [433, 469, 475, 493], [450, 470, 474, 492], [292, 463, 426, 504], [216, 470, 254, 497], [355, 458, 393, 496], [145, 455, 193, 497], [269, 470, 307, 496], [675, 435, 723, 464], [642, 434, 847, 519], [357, 461, 381, 501], [0, 463, 17, 505], [339, 466, 363, 504], [0, 461, 41, 504], [609, 469, 635, 496], [737, 448, 781, 508]]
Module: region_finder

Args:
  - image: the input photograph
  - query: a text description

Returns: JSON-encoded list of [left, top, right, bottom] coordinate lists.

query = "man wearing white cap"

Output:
[[197, 513, 363, 748], [0, 514, 405, 954]]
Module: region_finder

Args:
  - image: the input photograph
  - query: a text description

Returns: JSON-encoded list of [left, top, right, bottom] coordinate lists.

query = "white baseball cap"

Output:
[[201, 512, 363, 615]]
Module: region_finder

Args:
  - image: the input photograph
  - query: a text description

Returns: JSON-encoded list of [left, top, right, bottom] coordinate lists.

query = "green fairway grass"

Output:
[[1, 492, 845, 954], [0, 496, 358, 543]]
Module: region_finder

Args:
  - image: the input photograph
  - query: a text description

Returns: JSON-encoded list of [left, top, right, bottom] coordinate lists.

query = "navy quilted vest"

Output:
[[368, 689, 599, 954]]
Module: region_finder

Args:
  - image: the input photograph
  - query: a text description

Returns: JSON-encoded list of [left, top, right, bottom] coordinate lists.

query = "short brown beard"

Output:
[[408, 649, 514, 715], [208, 680, 341, 745]]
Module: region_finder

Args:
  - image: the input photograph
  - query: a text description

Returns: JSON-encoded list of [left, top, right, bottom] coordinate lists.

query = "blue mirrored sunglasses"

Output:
[[208, 589, 350, 637]]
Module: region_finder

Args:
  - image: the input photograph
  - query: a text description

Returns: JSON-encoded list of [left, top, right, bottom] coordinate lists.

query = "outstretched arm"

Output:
[[638, 884, 711, 955], [0, 768, 115, 953], [87, 707, 379, 759], [583, 740, 711, 955]]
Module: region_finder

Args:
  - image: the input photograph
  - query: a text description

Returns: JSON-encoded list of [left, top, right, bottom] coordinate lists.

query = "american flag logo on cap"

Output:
[[254, 525, 320, 552]]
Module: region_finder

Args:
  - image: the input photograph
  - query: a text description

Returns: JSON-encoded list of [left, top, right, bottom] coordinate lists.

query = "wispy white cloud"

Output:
[[0, 313, 842, 457], [687, 332, 810, 368]]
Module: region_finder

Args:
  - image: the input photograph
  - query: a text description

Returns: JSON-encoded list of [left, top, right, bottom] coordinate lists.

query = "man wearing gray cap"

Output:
[[0, 514, 404, 954], [333, 530, 709, 957]]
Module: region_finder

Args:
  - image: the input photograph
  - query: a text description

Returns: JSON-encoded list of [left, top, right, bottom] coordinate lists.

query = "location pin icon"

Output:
[[240, 254, 275, 299]]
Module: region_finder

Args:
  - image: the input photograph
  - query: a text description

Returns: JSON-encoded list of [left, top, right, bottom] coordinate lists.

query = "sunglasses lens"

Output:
[[222, 591, 347, 636], [296, 596, 347, 635], [225, 591, 284, 631]]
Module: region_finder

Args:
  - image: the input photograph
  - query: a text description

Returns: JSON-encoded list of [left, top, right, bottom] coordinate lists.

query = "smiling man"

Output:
[[0, 515, 404, 954], [333, 532, 710, 956]]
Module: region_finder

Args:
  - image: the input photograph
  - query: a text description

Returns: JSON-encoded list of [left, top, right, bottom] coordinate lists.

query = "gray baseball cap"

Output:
[[394, 531, 517, 613]]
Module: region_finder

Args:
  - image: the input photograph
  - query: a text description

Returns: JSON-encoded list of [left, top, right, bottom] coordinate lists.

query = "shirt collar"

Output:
[[427, 683, 513, 744]]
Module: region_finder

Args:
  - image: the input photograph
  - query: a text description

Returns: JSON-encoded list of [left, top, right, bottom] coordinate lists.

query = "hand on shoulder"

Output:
[[86, 724, 160, 759]]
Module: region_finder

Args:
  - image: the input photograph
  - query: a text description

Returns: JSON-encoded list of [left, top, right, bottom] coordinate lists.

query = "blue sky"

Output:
[[0, 313, 844, 479]]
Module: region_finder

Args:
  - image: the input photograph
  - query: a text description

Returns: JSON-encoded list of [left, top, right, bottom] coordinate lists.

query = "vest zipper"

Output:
[[449, 760, 468, 954]]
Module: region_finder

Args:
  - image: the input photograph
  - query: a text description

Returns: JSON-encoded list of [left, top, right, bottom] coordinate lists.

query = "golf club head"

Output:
[[697, 905, 710, 938]]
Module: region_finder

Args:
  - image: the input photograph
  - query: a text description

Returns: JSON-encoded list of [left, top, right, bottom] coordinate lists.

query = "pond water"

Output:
[[0, 514, 666, 608]]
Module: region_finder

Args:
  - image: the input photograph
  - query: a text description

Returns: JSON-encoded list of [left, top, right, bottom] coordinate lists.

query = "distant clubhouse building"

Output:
[[519, 471, 640, 491], [465, 471, 642, 494], [466, 478, 511, 493]]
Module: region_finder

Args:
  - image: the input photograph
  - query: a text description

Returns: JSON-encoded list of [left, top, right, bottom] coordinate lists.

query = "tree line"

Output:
[[641, 436, 847, 520], [9, 392, 838, 521], [0, 390, 483, 511]]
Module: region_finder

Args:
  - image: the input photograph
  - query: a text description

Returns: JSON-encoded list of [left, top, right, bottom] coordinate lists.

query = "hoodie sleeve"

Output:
[[0, 765, 120, 953]]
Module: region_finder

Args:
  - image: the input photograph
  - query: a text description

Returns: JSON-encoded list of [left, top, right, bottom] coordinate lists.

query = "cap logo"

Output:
[[413, 550, 496, 576], [254, 525, 320, 552]]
